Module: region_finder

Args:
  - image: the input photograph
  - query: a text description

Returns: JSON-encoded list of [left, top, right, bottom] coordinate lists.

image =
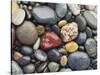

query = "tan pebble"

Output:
[[60, 55, 68, 66], [13, 51, 23, 61], [58, 20, 67, 28], [65, 41, 78, 53]]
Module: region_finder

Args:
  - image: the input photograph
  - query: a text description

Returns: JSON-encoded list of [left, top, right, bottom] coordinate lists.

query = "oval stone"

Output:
[[33, 38, 40, 50], [60, 55, 68, 66], [60, 68, 72, 72], [12, 8, 25, 26], [85, 38, 97, 57], [68, 51, 90, 70], [85, 5, 96, 10], [16, 21, 38, 45], [58, 20, 67, 28], [86, 27, 92, 38]]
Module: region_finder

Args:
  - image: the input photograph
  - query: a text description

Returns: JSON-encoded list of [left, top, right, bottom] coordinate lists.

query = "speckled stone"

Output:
[[65, 41, 78, 53], [58, 20, 67, 28], [61, 22, 78, 42], [16, 21, 38, 45], [85, 38, 97, 57], [68, 51, 90, 70]]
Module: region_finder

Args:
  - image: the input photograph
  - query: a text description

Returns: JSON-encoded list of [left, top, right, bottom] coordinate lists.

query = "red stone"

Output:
[[40, 31, 62, 49]]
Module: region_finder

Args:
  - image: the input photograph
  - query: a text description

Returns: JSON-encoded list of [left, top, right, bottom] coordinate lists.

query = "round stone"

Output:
[[51, 25, 60, 35], [76, 32, 87, 45], [68, 4, 80, 16], [58, 48, 68, 55], [60, 68, 72, 72], [16, 21, 38, 45], [75, 15, 87, 31], [79, 46, 85, 51], [65, 41, 78, 53], [60, 55, 68, 66], [61, 22, 78, 42], [32, 6, 57, 25], [83, 11, 97, 30], [12, 8, 25, 26], [36, 25, 45, 36], [58, 20, 67, 28], [21, 46, 33, 55], [68, 51, 90, 70], [48, 49, 61, 62], [56, 3, 67, 18], [48, 62, 59, 72], [33, 38, 40, 50], [12, 25, 15, 45], [23, 64, 35, 74], [34, 49, 47, 61], [12, 61, 23, 74], [85, 5, 96, 10], [86, 27, 92, 38], [85, 38, 97, 57]]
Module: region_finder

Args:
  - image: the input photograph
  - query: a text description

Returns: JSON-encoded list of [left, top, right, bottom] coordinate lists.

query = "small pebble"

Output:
[[79, 46, 85, 51], [58, 48, 68, 55], [58, 20, 67, 28], [86, 27, 93, 38], [33, 38, 40, 50], [51, 25, 60, 35], [12, 25, 15, 45], [65, 41, 78, 53], [92, 30, 97, 35], [60, 68, 72, 72], [60, 55, 68, 66], [85, 5, 96, 10]]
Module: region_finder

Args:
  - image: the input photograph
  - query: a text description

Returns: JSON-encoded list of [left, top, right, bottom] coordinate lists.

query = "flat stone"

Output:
[[85, 38, 97, 57], [83, 11, 97, 30], [68, 51, 90, 70], [16, 21, 38, 45], [56, 3, 67, 18], [32, 6, 57, 25]]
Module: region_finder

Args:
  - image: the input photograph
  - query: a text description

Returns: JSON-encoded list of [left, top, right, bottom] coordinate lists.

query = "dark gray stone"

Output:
[[86, 27, 92, 38], [51, 25, 60, 35]]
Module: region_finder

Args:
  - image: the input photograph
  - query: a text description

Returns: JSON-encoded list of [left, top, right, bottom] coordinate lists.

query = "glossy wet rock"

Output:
[[33, 38, 40, 50], [58, 20, 67, 28], [86, 27, 93, 38]]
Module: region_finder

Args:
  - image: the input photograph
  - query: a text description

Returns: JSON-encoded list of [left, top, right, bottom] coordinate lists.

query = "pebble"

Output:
[[61, 22, 78, 42], [65, 41, 78, 53], [40, 31, 62, 49], [16, 21, 38, 45], [76, 32, 87, 45], [12, 25, 15, 45], [13, 51, 23, 61], [85, 38, 97, 57], [51, 25, 60, 35], [60, 55, 68, 66], [12, 8, 25, 26], [83, 11, 97, 30], [58, 20, 67, 28], [32, 6, 57, 25], [85, 5, 96, 10], [12, 61, 23, 74], [65, 10, 72, 21], [48, 49, 61, 62], [36, 25, 45, 36], [75, 15, 87, 31], [33, 38, 40, 50], [68, 51, 90, 70], [48, 62, 59, 72], [86, 27, 93, 38], [21, 46, 33, 55], [23, 64, 35, 74], [34, 49, 47, 61], [79, 46, 85, 51], [60, 68, 72, 72], [58, 48, 68, 55], [68, 4, 80, 16], [92, 30, 97, 35], [94, 36, 97, 42], [18, 56, 31, 66], [56, 3, 67, 18]]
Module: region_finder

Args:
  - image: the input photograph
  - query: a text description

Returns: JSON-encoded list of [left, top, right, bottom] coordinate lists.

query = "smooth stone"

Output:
[[58, 48, 68, 55], [21, 46, 33, 55], [48, 62, 59, 72], [83, 11, 97, 30], [48, 49, 61, 62], [85, 38, 97, 57], [12, 25, 15, 45], [75, 15, 87, 31], [40, 31, 62, 49], [94, 36, 97, 42], [56, 3, 67, 18], [85, 5, 96, 10], [86, 27, 93, 38], [60, 55, 68, 66], [92, 30, 97, 35], [79, 46, 85, 51], [12, 61, 23, 74], [65, 41, 78, 53], [23, 64, 35, 74], [58, 20, 67, 28], [13, 51, 23, 61], [34, 49, 47, 61], [51, 25, 60, 35], [16, 21, 38, 45], [76, 32, 87, 45], [65, 11, 72, 21], [36, 25, 45, 36], [32, 6, 57, 25], [60, 68, 72, 72], [61, 22, 78, 42], [36, 62, 47, 72], [68, 4, 80, 15], [12, 8, 25, 26], [33, 38, 40, 50], [22, 1, 29, 4], [18, 56, 31, 66], [68, 51, 90, 70]]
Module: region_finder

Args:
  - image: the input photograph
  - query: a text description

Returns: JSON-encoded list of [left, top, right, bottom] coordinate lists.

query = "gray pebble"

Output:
[[51, 25, 60, 35], [86, 27, 92, 38], [60, 68, 72, 72]]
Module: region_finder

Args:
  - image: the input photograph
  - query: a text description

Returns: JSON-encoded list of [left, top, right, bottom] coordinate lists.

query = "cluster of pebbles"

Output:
[[11, 0, 97, 74]]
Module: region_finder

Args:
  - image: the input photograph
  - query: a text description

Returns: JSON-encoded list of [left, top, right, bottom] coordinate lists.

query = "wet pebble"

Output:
[[60, 55, 68, 66], [58, 48, 68, 55], [79, 46, 85, 51], [51, 25, 60, 35], [58, 20, 67, 28], [33, 38, 40, 50], [86, 27, 93, 38]]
